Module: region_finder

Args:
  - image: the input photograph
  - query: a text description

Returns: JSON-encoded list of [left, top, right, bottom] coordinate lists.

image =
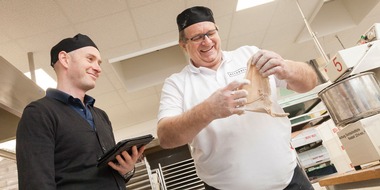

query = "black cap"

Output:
[[50, 33, 98, 67], [176, 6, 215, 31]]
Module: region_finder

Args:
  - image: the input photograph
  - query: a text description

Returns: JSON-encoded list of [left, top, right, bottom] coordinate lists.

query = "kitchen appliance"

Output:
[[324, 29, 380, 82], [319, 71, 380, 170], [318, 72, 380, 127], [318, 25, 380, 170]]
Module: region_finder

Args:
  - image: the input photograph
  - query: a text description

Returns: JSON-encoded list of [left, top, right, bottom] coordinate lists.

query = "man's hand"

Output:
[[250, 49, 289, 80], [251, 49, 318, 93], [205, 79, 250, 118], [108, 145, 146, 176]]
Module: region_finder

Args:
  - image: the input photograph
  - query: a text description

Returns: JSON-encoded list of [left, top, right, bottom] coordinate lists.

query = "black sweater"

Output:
[[16, 95, 127, 190]]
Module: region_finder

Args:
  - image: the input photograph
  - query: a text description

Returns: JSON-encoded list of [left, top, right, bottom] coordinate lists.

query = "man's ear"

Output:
[[179, 41, 188, 53], [57, 51, 69, 68]]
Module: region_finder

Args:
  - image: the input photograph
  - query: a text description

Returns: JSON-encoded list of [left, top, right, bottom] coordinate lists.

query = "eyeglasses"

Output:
[[186, 29, 218, 43]]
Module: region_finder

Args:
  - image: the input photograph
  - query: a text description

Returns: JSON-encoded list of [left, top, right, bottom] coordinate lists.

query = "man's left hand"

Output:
[[108, 145, 146, 176]]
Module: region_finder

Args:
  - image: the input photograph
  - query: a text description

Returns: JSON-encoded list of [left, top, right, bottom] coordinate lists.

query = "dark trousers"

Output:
[[283, 165, 314, 190], [203, 165, 314, 190]]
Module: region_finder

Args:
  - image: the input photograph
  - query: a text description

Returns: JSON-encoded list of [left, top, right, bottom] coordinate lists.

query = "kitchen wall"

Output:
[[0, 158, 17, 190]]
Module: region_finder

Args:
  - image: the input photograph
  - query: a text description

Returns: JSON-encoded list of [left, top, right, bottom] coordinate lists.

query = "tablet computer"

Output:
[[97, 134, 154, 167]]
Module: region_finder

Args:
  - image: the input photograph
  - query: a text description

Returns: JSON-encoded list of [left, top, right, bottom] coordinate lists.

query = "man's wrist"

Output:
[[122, 168, 135, 180]]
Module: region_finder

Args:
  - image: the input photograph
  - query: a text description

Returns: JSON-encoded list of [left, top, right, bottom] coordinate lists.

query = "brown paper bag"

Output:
[[242, 57, 289, 117]]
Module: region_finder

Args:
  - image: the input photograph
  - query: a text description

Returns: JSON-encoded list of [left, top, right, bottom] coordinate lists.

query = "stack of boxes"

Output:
[[291, 127, 328, 168], [316, 120, 354, 173], [290, 118, 356, 178]]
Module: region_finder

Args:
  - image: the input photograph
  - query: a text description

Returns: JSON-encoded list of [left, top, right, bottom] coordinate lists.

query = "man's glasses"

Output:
[[186, 29, 218, 43]]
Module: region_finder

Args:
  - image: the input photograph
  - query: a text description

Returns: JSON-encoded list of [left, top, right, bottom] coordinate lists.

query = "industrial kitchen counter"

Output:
[[318, 164, 380, 189]]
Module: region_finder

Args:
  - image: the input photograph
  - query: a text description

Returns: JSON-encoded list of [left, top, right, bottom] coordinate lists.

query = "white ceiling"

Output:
[[1, 0, 380, 140]]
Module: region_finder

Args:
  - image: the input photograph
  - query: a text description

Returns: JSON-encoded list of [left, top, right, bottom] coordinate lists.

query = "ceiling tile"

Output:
[[105, 73, 125, 90], [73, 11, 138, 50], [113, 119, 158, 142], [140, 31, 178, 49], [131, 0, 185, 38], [226, 30, 266, 50], [0, 32, 11, 44], [278, 42, 320, 61], [56, 0, 128, 23], [103, 41, 142, 62], [103, 104, 136, 130], [228, 2, 276, 38], [262, 21, 302, 47], [0, 0, 70, 39], [208, 0, 238, 17], [126, 0, 162, 8], [95, 91, 124, 109], [214, 14, 233, 42], [16, 28, 77, 54], [88, 75, 116, 97], [118, 87, 158, 102], [153, 83, 163, 96], [100, 61, 116, 75], [125, 94, 159, 121], [272, 0, 303, 20]]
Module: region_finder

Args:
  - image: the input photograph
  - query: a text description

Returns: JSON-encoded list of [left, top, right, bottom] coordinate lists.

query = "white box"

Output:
[[330, 153, 354, 174], [298, 146, 330, 168], [316, 119, 339, 142], [323, 136, 345, 159], [291, 127, 321, 148], [337, 114, 380, 167], [351, 40, 380, 75], [323, 136, 354, 173]]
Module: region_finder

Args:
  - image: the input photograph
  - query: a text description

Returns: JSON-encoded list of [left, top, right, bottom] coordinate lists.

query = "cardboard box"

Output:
[[337, 114, 380, 167]]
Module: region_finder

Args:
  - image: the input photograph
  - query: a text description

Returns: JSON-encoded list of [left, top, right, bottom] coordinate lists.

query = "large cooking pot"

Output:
[[318, 72, 380, 127]]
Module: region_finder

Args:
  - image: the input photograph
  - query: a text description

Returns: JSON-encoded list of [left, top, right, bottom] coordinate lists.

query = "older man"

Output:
[[157, 6, 317, 190]]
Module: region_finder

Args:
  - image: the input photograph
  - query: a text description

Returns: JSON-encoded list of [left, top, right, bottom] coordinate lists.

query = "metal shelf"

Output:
[[291, 112, 330, 128], [279, 82, 331, 108]]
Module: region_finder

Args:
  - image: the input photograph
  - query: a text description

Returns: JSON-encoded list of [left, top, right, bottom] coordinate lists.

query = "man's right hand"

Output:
[[204, 79, 250, 119]]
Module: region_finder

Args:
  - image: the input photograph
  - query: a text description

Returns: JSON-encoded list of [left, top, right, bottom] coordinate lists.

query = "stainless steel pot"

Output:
[[318, 72, 380, 127]]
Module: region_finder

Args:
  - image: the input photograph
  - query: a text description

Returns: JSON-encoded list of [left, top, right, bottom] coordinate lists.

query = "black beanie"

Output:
[[176, 6, 215, 31], [50, 33, 98, 67]]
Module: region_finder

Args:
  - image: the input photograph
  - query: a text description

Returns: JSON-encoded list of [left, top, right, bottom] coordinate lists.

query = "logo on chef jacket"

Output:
[[227, 67, 246, 77]]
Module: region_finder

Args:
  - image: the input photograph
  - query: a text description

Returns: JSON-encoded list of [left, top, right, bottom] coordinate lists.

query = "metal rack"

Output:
[[126, 158, 154, 190], [156, 158, 204, 190]]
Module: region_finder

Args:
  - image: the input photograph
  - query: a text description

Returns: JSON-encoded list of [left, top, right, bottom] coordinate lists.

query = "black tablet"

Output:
[[97, 134, 154, 167]]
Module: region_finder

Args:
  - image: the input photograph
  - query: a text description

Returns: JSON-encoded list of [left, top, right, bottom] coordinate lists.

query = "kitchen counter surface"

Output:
[[318, 164, 380, 189]]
